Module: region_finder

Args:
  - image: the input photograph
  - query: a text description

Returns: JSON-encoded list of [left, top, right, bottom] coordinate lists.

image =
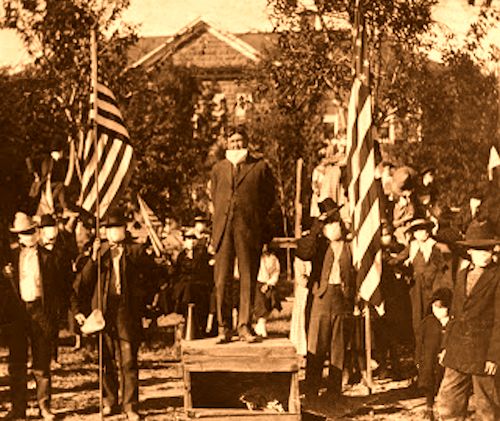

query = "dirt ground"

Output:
[[0, 301, 479, 420]]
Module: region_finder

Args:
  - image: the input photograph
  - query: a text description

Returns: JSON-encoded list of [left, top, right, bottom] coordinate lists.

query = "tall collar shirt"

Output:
[[328, 241, 344, 285], [19, 246, 42, 302], [109, 245, 124, 296]]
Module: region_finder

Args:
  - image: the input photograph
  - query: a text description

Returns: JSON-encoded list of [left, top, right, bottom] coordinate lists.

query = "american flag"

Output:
[[137, 194, 165, 257], [345, 0, 383, 312], [79, 82, 134, 219]]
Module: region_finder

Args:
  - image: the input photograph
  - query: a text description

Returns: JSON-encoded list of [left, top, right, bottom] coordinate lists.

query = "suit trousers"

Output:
[[7, 299, 52, 412], [305, 285, 347, 396], [437, 367, 500, 420], [102, 295, 139, 412], [214, 218, 260, 330]]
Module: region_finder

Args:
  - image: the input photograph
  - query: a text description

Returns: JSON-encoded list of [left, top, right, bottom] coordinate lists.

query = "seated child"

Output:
[[416, 288, 452, 420]]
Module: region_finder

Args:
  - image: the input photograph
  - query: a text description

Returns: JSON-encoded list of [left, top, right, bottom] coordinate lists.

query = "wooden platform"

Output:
[[181, 337, 301, 420]]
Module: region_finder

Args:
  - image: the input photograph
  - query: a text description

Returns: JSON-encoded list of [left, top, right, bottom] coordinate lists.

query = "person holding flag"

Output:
[[73, 208, 159, 420]]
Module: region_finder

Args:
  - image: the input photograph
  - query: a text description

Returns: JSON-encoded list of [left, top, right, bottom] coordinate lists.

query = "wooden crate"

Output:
[[181, 337, 301, 420]]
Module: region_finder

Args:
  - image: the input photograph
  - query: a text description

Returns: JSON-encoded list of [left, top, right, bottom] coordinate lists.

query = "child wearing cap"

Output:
[[416, 288, 452, 420]]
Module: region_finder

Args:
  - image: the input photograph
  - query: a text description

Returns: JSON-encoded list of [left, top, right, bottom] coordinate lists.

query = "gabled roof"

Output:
[[129, 18, 266, 70]]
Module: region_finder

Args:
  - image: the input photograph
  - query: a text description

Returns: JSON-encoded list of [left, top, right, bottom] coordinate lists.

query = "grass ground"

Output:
[[0, 298, 478, 420]]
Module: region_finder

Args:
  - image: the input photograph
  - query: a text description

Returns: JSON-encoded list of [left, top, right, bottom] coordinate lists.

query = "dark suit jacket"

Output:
[[296, 220, 355, 302], [74, 242, 158, 341], [442, 260, 500, 374], [4, 245, 65, 334], [210, 155, 275, 252]]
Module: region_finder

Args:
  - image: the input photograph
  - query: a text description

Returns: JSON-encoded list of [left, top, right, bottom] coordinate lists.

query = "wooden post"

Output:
[[90, 28, 104, 420], [294, 158, 303, 239], [364, 301, 373, 394]]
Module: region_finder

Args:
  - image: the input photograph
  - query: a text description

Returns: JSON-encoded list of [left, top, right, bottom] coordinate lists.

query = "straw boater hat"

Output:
[[456, 220, 500, 249], [10, 212, 37, 233], [406, 217, 435, 233]]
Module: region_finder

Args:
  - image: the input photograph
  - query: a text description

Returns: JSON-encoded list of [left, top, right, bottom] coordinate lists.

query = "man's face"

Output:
[[423, 172, 434, 186], [468, 248, 493, 268], [227, 134, 246, 150], [413, 228, 430, 242], [18, 229, 39, 247], [194, 221, 206, 235], [41, 226, 58, 244], [323, 221, 342, 241], [106, 226, 126, 244]]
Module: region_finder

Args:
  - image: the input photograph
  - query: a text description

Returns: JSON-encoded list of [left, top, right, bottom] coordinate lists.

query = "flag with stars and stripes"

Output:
[[79, 82, 134, 219], [137, 194, 165, 257], [345, 0, 383, 313]]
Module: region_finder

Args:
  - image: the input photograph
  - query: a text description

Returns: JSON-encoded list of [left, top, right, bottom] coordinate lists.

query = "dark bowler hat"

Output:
[[318, 198, 343, 223], [103, 208, 128, 227], [406, 217, 435, 233], [456, 220, 499, 249], [39, 214, 57, 228]]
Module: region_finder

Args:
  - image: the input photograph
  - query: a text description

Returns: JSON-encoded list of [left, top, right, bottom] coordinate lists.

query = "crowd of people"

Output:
[[0, 125, 499, 421], [290, 154, 500, 421]]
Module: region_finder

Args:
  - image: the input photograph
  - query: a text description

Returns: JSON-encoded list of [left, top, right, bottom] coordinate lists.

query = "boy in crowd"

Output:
[[416, 288, 452, 420]]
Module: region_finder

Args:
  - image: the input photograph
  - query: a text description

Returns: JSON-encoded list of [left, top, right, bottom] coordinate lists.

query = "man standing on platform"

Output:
[[74, 209, 158, 420], [3, 212, 64, 420], [210, 127, 275, 343]]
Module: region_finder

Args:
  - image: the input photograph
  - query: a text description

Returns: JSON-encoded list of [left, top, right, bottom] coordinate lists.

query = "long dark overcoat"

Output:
[[74, 242, 158, 342]]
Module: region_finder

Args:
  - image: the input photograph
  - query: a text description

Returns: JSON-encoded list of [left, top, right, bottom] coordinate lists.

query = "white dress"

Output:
[[289, 257, 311, 356]]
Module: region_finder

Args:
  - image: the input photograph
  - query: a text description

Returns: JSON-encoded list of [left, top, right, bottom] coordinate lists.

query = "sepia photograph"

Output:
[[0, 0, 499, 420]]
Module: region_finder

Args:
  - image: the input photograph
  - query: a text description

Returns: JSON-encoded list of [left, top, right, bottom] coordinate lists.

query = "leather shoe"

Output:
[[102, 405, 118, 416], [215, 328, 232, 344], [238, 326, 261, 343], [126, 410, 141, 421], [39, 407, 55, 421], [2, 409, 26, 420]]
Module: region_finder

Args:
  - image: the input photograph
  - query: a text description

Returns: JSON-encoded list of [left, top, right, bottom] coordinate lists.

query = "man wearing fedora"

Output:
[[73, 208, 158, 421], [3, 212, 65, 420], [210, 127, 275, 343], [296, 198, 356, 400], [437, 220, 500, 420]]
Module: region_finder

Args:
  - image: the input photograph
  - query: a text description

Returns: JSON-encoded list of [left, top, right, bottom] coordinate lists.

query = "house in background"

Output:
[[128, 18, 416, 144], [128, 19, 275, 126]]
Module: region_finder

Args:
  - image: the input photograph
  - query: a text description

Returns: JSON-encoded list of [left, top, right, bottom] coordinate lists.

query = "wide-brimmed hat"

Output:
[[10, 212, 37, 233], [318, 198, 343, 223], [103, 208, 128, 227], [456, 220, 499, 249], [39, 214, 57, 228], [406, 218, 435, 233]]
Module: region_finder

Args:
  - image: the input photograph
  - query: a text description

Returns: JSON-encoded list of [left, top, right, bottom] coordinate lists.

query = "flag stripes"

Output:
[[79, 82, 134, 219], [345, 0, 383, 311], [138, 195, 164, 257]]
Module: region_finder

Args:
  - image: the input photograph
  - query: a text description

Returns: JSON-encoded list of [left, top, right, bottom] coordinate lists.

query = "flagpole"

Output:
[[90, 27, 104, 421]]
